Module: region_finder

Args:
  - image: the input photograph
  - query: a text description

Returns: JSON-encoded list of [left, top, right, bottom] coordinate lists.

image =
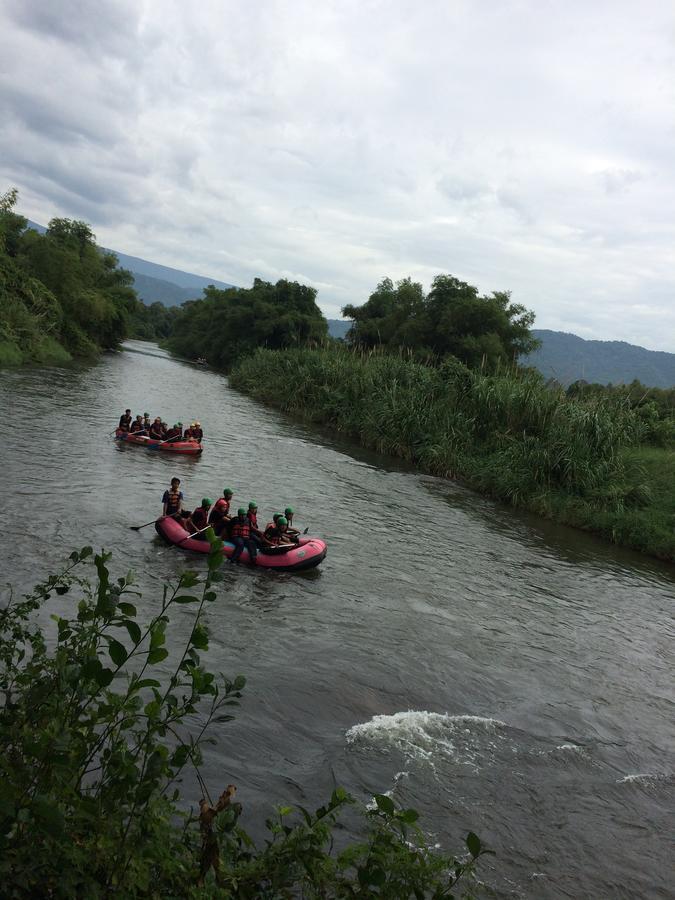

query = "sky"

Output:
[[1, 0, 674, 351]]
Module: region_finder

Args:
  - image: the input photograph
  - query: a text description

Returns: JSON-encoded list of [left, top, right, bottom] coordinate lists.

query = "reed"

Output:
[[231, 346, 673, 560]]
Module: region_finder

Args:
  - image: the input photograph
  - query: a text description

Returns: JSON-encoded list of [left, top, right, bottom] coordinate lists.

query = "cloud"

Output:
[[0, 0, 674, 350]]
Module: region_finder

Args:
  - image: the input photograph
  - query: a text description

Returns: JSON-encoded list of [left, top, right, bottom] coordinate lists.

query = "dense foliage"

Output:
[[167, 278, 328, 371], [231, 346, 674, 560], [0, 188, 173, 365], [343, 276, 539, 369], [0, 540, 489, 897], [567, 379, 675, 447]]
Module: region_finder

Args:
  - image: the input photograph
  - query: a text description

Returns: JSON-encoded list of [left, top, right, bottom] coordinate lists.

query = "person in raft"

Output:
[[246, 501, 270, 548], [230, 507, 257, 564], [265, 516, 296, 546], [130, 414, 146, 434], [162, 477, 184, 518], [143, 412, 152, 431], [119, 409, 132, 431], [186, 498, 212, 538], [192, 421, 203, 441], [284, 507, 300, 536], [164, 422, 182, 443], [149, 417, 164, 440], [208, 488, 234, 535]]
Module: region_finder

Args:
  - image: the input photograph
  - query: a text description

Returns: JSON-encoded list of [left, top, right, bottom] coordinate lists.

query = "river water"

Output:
[[0, 341, 673, 898]]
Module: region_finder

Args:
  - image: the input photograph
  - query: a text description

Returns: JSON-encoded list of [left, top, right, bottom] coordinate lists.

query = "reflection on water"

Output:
[[0, 340, 673, 899]]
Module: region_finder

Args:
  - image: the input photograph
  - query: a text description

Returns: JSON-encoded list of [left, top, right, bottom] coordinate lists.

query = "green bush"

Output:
[[0, 538, 489, 897]]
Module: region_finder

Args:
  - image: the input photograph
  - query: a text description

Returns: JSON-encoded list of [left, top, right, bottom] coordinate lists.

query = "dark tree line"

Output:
[[166, 278, 328, 370], [342, 274, 539, 370], [0, 189, 173, 365]]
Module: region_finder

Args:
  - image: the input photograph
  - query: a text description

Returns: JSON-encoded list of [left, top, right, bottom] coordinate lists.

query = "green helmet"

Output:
[[273, 512, 282, 521], [278, 516, 288, 526], [201, 498, 212, 507], [144, 412, 149, 417], [177, 421, 183, 426], [223, 487, 233, 496], [284, 507, 294, 515], [248, 501, 257, 510], [237, 507, 246, 516]]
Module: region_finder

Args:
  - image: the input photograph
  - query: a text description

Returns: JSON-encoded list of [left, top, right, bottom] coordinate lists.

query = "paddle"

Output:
[[130, 518, 158, 531], [174, 522, 214, 546]]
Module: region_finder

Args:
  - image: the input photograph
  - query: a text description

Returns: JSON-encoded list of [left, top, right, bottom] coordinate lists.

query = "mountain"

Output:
[[327, 319, 351, 339], [523, 330, 675, 388]]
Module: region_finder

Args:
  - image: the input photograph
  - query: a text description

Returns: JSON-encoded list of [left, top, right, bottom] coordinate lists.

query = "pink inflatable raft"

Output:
[[155, 516, 327, 572]]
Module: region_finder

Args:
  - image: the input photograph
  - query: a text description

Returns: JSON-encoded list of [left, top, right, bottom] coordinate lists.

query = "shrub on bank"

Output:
[[0, 541, 489, 897], [231, 346, 674, 560]]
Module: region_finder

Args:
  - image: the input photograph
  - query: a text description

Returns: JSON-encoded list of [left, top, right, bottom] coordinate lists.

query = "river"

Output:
[[1, 340, 673, 898]]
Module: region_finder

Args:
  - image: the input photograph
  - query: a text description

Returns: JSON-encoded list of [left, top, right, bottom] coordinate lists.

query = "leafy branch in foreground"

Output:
[[0, 537, 489, 897]]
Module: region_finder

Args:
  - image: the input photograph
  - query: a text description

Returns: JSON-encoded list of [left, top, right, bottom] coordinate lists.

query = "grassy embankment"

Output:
[[231, 346, 674, 562]]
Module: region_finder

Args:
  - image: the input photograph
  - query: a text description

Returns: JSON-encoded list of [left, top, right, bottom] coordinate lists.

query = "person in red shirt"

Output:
[[186, 498, 212, 539], [209, 488, 234, 536]]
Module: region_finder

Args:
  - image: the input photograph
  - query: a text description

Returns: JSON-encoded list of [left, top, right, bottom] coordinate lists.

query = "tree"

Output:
[[343, 273, 539, 370], [168, 278, 328, 371]]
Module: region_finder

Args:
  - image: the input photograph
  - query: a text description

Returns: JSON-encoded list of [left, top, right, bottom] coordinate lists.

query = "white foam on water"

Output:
[[616, 773, 670, 784], [345, 711, 507, 770]]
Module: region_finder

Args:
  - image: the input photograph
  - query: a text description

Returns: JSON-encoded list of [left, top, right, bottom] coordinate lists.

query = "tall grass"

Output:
[[231, 346, 673, 560]]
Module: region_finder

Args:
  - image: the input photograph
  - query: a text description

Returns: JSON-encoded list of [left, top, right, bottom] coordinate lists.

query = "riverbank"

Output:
[[231, 346, 674, 562]]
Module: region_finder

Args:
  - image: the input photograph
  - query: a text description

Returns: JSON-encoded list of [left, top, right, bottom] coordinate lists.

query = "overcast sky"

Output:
[[1, 0, 674, 350]]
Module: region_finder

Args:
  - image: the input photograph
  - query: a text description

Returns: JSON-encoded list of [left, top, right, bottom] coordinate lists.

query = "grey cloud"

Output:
[[5, 0, 141, 57], [1, 0, 674, 351]]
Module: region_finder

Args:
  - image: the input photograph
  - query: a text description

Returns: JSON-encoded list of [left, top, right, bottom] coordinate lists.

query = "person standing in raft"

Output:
[[118, 409, 132, 431], [230, 508, 257, 564], [209, 488, 234, 536], [162, 477, 184, 518], [186, 498, 212, 539]]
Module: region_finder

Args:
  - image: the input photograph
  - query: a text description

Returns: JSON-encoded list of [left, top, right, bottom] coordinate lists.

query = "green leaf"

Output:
[[232, 674, 246, 691], [466, 831, 482, 858], [135, 678, 161, 689], [190, 624, 209, 650], [215, 714, 234, 723], [179, 571, 200, 588], [123, 620, 142, 644], [204, 591, 217, 603], [31, 796, 65, 837], [55, 584, 69, 595], [108, 639, 128, 667], [147, 647, 168, 665], [374, 794, 395, 815], [174, 595, 198, 604], [118, 602, 137, 616], [398, 807, 419, 824], [96, 667, 114, 687]]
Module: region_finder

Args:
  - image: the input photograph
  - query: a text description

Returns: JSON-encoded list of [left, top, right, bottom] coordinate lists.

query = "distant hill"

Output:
[[523, 330, 675, 388], [128, 273, 202, 306]]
